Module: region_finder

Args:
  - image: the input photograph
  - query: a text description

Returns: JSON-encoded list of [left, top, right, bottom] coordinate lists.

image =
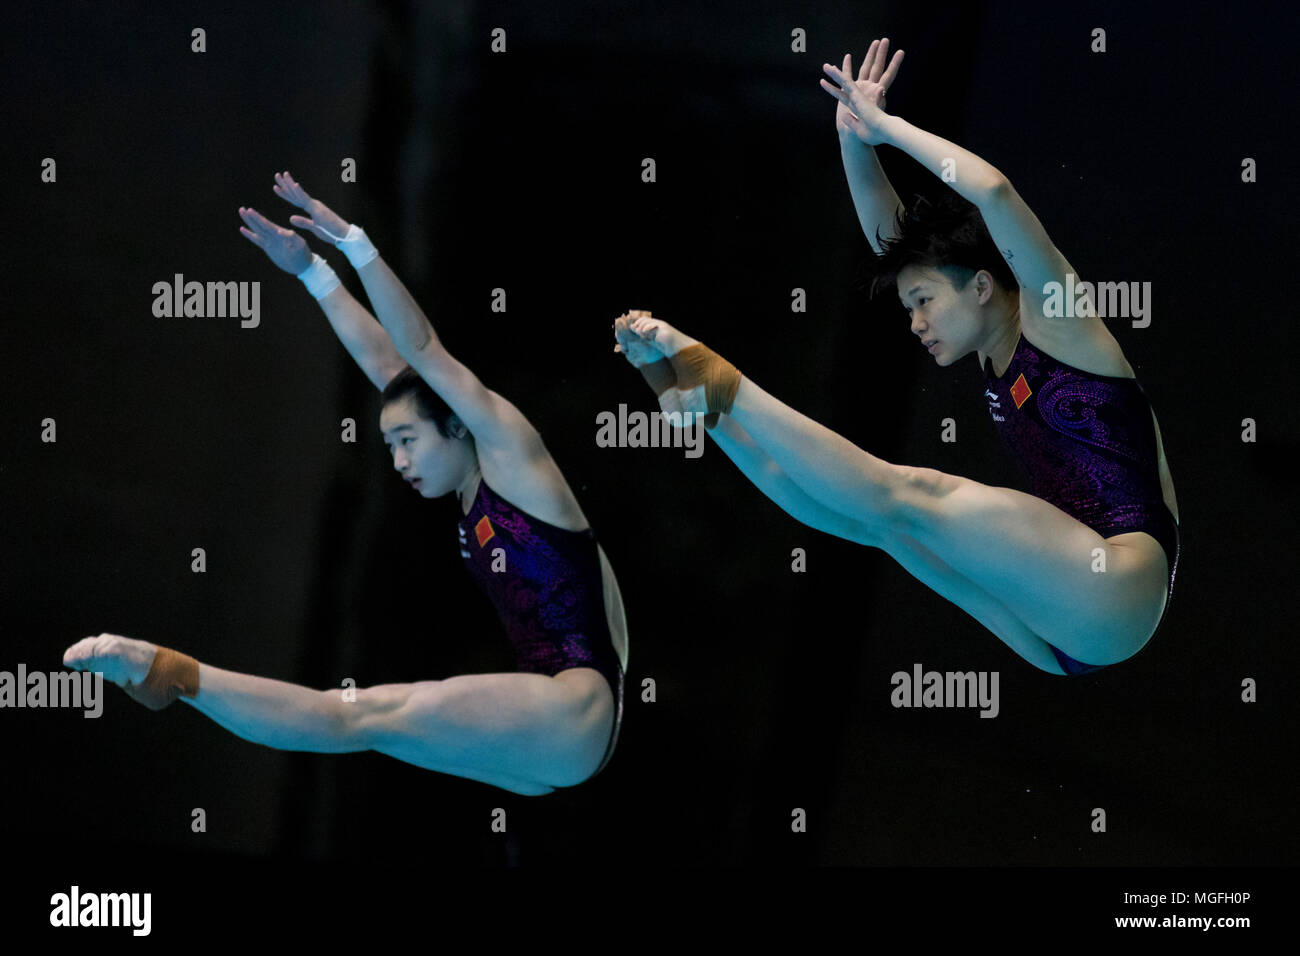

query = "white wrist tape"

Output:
[[296, 253, 341, 300], [324, 223, 379, 269]]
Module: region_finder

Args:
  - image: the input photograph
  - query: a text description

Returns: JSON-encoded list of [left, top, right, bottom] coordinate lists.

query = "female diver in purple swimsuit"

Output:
[[62, 173, 626, 795], [615, 38, 1178, 676]]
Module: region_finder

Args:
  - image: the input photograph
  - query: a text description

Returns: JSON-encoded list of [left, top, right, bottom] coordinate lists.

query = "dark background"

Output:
[[2, 0, 1295, 895]]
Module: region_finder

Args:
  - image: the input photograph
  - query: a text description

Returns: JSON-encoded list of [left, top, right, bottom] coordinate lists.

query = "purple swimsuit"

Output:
[[456, 477, 624, 771], [983, 331, 1179, 674]]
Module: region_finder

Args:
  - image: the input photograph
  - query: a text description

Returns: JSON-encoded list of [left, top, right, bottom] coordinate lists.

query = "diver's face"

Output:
[[897, 265, 977, 367], [379, 396, 467, 497]]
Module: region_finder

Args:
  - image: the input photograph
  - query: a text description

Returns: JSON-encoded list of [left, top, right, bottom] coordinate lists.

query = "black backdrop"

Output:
[[2, 0, 1295, 936]]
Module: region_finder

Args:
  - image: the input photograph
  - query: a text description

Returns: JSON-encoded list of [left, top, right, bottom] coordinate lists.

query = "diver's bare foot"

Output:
[[627, 314, 699, 358], [624, 315, 710, 416], [63, 633, 157, 688], [613, 310, 666, 367]]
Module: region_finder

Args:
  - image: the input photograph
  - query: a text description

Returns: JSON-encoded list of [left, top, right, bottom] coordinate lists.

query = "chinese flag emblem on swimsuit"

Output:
[[474, 516, 495, 547], [1010, 373, 1032, 409]]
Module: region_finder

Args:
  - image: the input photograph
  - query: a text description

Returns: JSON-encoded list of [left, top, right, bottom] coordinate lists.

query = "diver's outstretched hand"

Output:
[[237, 205, 312, 274], [822, 38, 904, 145], [272, 170, 353, 244]]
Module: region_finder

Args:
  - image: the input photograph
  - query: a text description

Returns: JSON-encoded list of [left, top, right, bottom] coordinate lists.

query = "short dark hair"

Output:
[[863, 191, 1018, 301], [380, 366, 466, 439]]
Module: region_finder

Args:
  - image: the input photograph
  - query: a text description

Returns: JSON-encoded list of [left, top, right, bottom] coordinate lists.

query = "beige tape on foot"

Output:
[[122, 646, 200, 711], [638, 357, 677, 395], [668, 343, 741, 429]]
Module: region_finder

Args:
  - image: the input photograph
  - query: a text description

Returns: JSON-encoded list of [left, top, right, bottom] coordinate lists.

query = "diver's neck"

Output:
[[457, 461, 482, 513], [982, 303, 1022, 377]]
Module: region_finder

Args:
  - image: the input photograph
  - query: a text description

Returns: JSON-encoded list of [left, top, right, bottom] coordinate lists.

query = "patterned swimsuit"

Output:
[[456, 477, 624, 771], [983, 331, 1179, 674]]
